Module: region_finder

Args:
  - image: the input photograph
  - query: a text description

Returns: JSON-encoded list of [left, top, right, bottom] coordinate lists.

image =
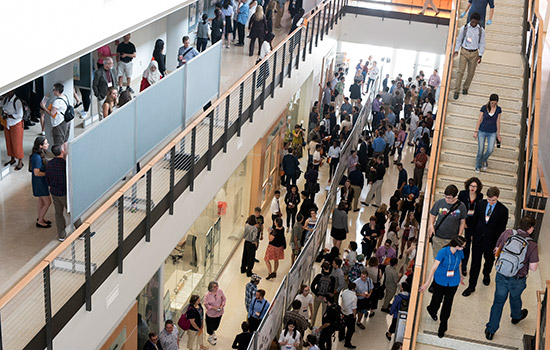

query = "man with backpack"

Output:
[[318, 295, 341, 350], [462, 186, 508, 296], [453, 12, 486, 100], [485, 215, 539, 340], [40, 83, 72, 147], [311, 261, 336, 326]]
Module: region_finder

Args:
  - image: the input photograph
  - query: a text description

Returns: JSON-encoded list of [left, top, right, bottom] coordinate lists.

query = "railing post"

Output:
[[208, 112, 214, 171], [330, 0, 335, 29], [238, 83, 244, 136], [190, 128, 196, 192], [296, 30, 302, 69], [316, 11, 321, 45], [310, 14, 315, 53], [43, 265, 53, 350], [0, 310, 3, 350], [145, 169, 152, 242], [281, 43, 286, 88], [335, 0, 340, 24], [272, 52, 277, 98], [261, 66, 266, 110], [321, 6, 327, 38], [169, 147, 175, 215], [289, 41, 293, 78], [85, 226, 92, 311], [303, 22, 308, 61], [117, 196, 124, 274], [251, 71, 256, 120], [224, 97, 230, 153]]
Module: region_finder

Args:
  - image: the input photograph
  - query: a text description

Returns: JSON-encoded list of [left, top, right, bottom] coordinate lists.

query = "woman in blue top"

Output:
[[474, 94, 501, 173], [420, 235, 466, 338], [30, 136, 52, 228]]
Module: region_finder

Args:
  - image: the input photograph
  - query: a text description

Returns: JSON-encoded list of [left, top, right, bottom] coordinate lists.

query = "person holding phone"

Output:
[[203, 281, 226, 346], [474, 93, 501, 173]]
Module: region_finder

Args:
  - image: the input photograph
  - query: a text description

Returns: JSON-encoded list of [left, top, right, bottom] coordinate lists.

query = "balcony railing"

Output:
[[0, 1, 346, 348]]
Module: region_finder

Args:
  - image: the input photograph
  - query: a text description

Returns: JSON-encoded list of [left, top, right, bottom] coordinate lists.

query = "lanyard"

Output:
[[447, 249, 458, 272]]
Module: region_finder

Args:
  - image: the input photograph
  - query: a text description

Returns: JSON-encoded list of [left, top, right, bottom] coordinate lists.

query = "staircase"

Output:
[[416, 0, 533, 349], [433, 0, 525, 227]]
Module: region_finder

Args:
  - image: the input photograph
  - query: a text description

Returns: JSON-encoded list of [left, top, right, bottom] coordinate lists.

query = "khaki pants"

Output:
[[274, 2, 284, 28], [187, 329, 204, 349], [455, 48, 479, 93], [52, 195, 67, 240], [311, 295, 327, 327], [432, 236, 452, 258], [350, 185, 361, 210], [365, 179, 384, 206]]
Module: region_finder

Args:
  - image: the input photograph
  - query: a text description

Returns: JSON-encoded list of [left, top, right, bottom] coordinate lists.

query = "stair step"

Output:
[[446, 93, 521, 112], [485, 32, 522, 45], [488, 23, 524, 34], [447, 103, 521, 121], [464, 82, 522, 100], [417, 330, 522, 350], [449, 70, 523, 89], [434, 183, 517, 206], [485, 41, 523, 54], [442, 136, 519, 159], [439, 149, 518, 172], [442, 124, 520, 147], [451, 64, 524, 80], [445, 114, 521, 134], [439, 161, 518, 186]]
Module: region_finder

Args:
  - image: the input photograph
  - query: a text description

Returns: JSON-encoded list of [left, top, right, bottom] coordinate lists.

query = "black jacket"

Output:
[[472, 200, 509, 246], [458, 190, 483, 232], [143, 340, 164, 350]]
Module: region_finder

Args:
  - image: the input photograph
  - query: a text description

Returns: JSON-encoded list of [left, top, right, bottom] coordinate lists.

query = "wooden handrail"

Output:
[[402, 0, 460, 348], [0, 0, 340, 319]]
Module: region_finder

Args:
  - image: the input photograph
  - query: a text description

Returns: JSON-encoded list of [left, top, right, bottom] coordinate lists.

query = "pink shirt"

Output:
[[204, 289, 226, 318], [97, 45, 112, 64]]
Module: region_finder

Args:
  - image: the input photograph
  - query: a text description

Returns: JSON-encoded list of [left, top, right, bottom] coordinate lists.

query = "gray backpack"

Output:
[[495, 230, 531, 277]]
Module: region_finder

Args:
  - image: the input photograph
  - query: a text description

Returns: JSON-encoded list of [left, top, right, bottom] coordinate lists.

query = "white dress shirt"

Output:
[[271, 197, 280, 215], [339, 289, 357, 316]]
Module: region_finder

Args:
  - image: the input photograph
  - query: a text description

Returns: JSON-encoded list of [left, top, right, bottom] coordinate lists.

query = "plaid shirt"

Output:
[[45, 157, 66, 197], [245, 282, 257, 311], [283, 310, 309, 335]]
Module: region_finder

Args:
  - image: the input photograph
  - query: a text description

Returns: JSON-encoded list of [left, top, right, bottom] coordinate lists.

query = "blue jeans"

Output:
[[486, 273, 527, 333], [476, 130, 496, 170]]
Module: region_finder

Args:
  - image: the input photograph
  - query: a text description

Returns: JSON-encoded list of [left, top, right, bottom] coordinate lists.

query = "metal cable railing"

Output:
[[0, 1, 346, 349]]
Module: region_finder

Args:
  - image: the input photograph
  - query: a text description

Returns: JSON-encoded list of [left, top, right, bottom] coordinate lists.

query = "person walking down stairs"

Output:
[[453, 12, 486, 100]]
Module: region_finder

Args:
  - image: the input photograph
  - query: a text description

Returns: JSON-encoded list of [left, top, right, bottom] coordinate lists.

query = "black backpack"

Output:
[[14, 97, 31, 122], [56, 95, 75, 123]]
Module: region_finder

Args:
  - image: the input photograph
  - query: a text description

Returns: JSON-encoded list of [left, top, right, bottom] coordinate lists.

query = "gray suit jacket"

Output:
[[92, 68, 117, 100]]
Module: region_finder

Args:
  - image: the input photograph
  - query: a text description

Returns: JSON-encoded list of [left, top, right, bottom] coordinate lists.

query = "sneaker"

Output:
[[475, 168, 480, 173], [58, 234, 67, 242], [126, 86, 135, 93], [80, 111, 87, 119], [207, 335, 216, 345], [213, 332, 217, 340], [39, 131, 45, 136], [482, 162, 488, 171]]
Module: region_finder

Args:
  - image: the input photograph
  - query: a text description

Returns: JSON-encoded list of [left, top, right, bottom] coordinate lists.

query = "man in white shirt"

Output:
[[339, 282, 358, 348], [270, 190, 282, 225], [40, 83, 69, 147], [453, 12, 486, 99], [366, 61, 379, 93], [295, 284, 314, 322]]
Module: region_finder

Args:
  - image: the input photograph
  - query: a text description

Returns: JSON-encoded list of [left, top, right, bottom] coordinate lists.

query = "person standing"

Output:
[[363, 155, 385, 207], [453, 12, 486, 100], [400, 179, 420, 225], [420, 236, 466, 338], [360, 216, 380, 259], [385, 282, 411, 341], [462, 186, 508, 296], [295, 284, 314, 322], [248, 7, 267, 56], [474, 94, 501, 173], [348, 168, 364, 212], [177, 36, 200, 67], [247, 289, 270, 331], [458, 177, 483, 276], [221, 0, 234, 48], [41, 83, 71, 146], [140, 60, 162, 92], [339, 282, 358, 349], [291, 214, 304, 264], [152, 39, 167, 77], [159, 320, 179, 350], [235, 0, 249, 46], [485, 215, 539, 340], [232, 322, 253, 350], [116, 34, 137, 93], [354, 269, 374, 329], [45, 145, 68, 242], [241, 215, 259, 276], [283, 301, 309, 348], [92, 57, 117, 120], [318, 295, 340, 350], [282, 148, 300, 188], [381, 258, 400, 313], [427, 69, 441, 96], [332, 258, 346, 301], [327, 141, 341, 183], [376, 240, 397, 273], [144, 332, 164, 350], [2, 90, 26, 170], [271, 190, 282, 224], [461, 0, 495, 28], [185, 295, 207, 350], [413, 146, 428, 189], [278, 320, 302, 350], [285, 185, 301, 229], [102, 87, 118, 118], [204, 281, 226, 345], [419, 0, 440, 15], [330, 202, 349, 251], [396, 163, 408, 192], [311, 262, 336, 326], [30, 137, 52, 228], [264, 217, 286, 280], [366, 61, 379, 93], [428, 184, 467, 257], [211, 9, 224, 45], [244, 274, 261, 312]]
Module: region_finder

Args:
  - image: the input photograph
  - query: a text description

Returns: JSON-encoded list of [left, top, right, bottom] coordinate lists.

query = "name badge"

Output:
[[107, 82, 113, 87], [466, 36, 473, 43], [446, 270, 454, 277], [485, 215, 490, 222], [467, 209, 474, 216], [255, 311, 260, 317]]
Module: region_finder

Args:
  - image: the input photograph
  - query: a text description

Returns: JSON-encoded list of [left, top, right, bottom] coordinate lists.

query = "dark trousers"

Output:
[[413, 167, 424, 190], [427, 282, 458, 333], [399, 200, 415, 225], [383, 145, 391, 167], [388, 317, 398, 334], [249, 37, 264, 56], [240, 240, 256, 274], [80, 88, 91, 112], [338, 314, 355, 345], [361, 240, 375, 259], [197, 37, 208, 52], [329, 158, 339, 180], [248, 316, 261, 331], [237, 22, 246, 44], [468, 237, 496, 289], [205, 315, 222, 335], [286, 208, 297, 228], [272, 213, 281, 227], [366, 78, 375, 92], [319, 327, 335, 350], [461, 228, 474, 273]]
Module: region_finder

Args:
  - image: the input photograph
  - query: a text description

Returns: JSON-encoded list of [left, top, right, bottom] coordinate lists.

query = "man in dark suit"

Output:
[[462, 186, 508, 296], [143, 332, 164, 350]]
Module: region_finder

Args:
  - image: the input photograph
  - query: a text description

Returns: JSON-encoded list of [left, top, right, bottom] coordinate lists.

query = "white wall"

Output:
[[53, 35, 338, 350], [337, 14, 448, 54], [129, 17, 168, 82]]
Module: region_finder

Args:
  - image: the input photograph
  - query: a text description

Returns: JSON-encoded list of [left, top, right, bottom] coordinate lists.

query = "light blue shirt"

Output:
[[454, 23, 486, 56], [237, 3, 249, 24], [485, 202, 496, 218], [372, 137, 386, 153], [248, 297, 269, 319], [434, 247, 464, 287]]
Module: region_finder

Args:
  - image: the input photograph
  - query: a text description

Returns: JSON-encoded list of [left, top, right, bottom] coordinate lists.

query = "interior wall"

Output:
[[337, 14, 448, 54], [99, 302, 138, 350], [52, 35, 338, 350], [129, 17, 168, 83]]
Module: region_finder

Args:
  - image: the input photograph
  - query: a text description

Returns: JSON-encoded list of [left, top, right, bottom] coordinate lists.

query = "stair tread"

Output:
[[448, 100, 521, 113], [443, 123, 517, 138], [440, 149, 518, 165], [435, 176, 517, 193], [439, 161, 517, 177], [442, 136, 518, 151], [445, 113, 520, 126]]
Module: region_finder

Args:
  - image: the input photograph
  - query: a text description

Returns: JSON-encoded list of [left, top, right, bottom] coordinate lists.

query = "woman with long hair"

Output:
[[102, 87, 118, 118], [330, 202, 349, 250], [30, 136, 51, 228], [420, 235, 466, 338], [248, 6, 267, 57], [278, 320, 301, 350], [211, 8, 224, 45], [400, 211, 419, 259], [457, 177, 483, 275], [265, 0, 277, 33], [474, 93, 501, 173], [264, 217, 286, 280], [152, 39, 167, 77], [291, 124, 305, 159], [375, 204, 388, 249], [221, 0, 234, 48]]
